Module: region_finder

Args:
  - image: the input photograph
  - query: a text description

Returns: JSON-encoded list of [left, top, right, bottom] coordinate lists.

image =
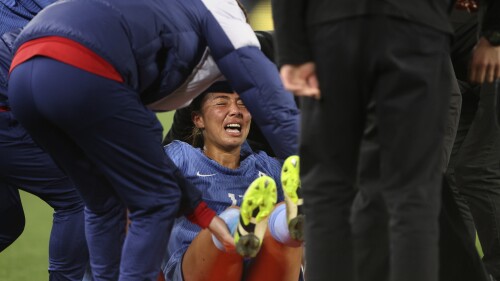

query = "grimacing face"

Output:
[[193, 92, 251, 151]]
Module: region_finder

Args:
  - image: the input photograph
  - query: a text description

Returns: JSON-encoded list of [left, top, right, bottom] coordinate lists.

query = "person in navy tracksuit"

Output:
[[7, 0, 300, 280], [0, 1, 89, 280]]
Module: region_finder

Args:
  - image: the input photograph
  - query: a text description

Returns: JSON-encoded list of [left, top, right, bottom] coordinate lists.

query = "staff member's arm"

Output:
[[272, 0, 320, 99]]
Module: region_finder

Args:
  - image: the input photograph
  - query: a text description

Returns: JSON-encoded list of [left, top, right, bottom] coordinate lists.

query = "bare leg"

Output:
[[246, 229, 303, 281], [182, 229, 243, 281]]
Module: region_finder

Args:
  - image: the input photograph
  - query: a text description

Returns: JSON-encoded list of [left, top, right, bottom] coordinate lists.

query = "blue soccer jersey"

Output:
[[163, 140, 284, 279]]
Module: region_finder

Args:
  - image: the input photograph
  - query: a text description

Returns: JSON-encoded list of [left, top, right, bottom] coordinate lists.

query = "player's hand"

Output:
[[280, 62, 321, 100], [470, 37, 500, 84], [208, 216, 236, 252]]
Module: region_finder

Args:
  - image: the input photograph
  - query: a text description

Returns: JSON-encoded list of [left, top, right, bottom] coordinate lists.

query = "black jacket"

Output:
[[479, 0, 500, 33], [272, 0, 456, 66]]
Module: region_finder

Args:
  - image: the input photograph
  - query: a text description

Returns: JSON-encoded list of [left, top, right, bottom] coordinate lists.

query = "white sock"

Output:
[[268, 204, 301, 247], [211, 208, 240, 251]]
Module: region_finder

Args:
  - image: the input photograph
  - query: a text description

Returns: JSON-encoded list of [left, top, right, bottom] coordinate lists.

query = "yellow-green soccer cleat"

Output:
[[281, 155, 305, 241], [234, 175, 277, 258]]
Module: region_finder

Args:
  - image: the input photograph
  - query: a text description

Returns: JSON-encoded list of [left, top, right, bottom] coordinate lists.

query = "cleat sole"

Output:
[[234, 176, 277, 258], [281, 155, 305, 242]]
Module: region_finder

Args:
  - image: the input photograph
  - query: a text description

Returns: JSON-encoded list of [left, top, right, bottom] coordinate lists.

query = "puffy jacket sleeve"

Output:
[[200, 0, 300, 160]]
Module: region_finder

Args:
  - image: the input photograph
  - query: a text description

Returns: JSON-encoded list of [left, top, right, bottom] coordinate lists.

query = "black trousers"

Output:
[[301, 17, 450, 281], [447, 80, 500, 279], [351, 58, 489, 281]]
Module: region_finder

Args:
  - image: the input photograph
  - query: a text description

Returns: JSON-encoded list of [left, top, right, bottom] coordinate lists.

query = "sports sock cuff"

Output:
[[269, 204, 301, 247], [212, 208, 240, 251], [187, 201, 216, 229]]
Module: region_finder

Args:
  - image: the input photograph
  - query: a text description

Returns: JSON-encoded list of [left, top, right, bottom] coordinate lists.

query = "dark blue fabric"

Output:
[[14, 0, 299, 159], [163, 141, 284, 279], [0, 0, 55, 34], [7, 1, 300, 279], [9, 57, 182, 280], [15, 0, 207, 95], [0, 1, 89, 280], [0, 110, 88, 280], [0, 0, 56, 102], [0, 29, 20, 104]]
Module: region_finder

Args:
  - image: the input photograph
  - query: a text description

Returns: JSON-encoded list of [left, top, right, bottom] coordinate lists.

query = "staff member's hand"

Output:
[[280, 62, 321, 99], [470, 37, 500, 84]]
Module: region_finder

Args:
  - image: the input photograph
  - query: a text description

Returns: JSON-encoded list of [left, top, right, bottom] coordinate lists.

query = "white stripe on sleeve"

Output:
[[201, 0, 260, 50]]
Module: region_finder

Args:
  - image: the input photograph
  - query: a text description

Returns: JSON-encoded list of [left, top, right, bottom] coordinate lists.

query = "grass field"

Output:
[[0, 112, 174, 281], [0, 192, 52, 280]]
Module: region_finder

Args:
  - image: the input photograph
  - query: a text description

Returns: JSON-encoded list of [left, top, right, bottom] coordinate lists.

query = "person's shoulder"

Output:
[[253, 149, 276, 159], [251, 151, 283, 189], [252, 150, 282, 170], [164, 139, 198, 152], [164, 140, 200, 163]]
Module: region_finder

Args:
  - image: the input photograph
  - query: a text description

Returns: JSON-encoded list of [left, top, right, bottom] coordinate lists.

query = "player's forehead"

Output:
[[204, 92, 240, 102]]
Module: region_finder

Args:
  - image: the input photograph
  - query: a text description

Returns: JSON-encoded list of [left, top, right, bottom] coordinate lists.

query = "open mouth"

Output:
[[225, 123, 241, 133]]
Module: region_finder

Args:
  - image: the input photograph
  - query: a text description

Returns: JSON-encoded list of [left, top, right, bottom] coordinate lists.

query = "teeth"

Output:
[[226, 124, 241, 128], [225, 123, 241, 133]]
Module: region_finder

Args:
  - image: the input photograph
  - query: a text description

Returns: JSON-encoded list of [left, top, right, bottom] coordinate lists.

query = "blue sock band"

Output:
[[268, 204, 301, 247], [212, 208, 240, 251]]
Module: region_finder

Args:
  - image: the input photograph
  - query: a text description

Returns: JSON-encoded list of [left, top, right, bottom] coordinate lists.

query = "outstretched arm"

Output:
[[201, 0, 300, 160], [272, 0, 319, 98]]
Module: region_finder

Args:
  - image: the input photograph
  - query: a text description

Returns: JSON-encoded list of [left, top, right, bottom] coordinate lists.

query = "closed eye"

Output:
[[237, 100, 246, 107]]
